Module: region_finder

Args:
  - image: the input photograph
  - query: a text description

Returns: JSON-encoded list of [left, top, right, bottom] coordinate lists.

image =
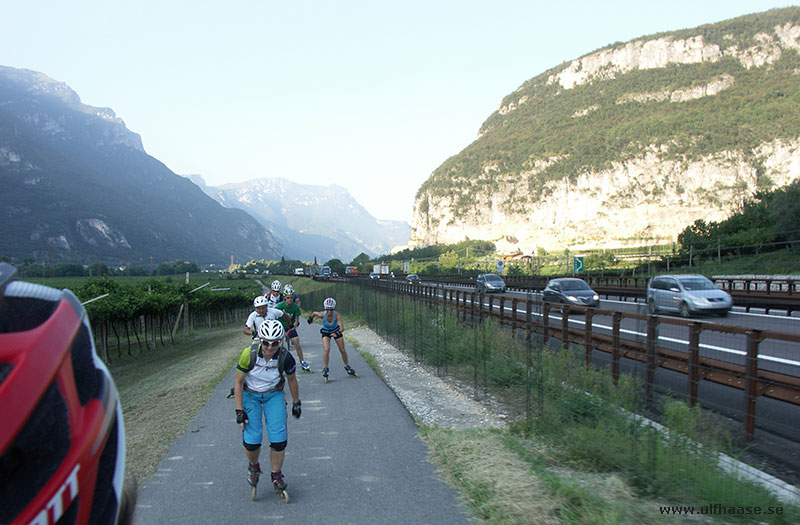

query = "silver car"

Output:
[[647, 274, 732, 317]]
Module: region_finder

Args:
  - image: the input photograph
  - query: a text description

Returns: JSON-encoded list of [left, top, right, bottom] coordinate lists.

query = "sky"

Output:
[[1, 1, 795, 223]]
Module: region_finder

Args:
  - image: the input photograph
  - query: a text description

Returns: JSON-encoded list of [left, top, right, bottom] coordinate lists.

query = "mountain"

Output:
[[0, 66, 282, 266], [188, 175, 410, 262], [411, 7, 800, 253]]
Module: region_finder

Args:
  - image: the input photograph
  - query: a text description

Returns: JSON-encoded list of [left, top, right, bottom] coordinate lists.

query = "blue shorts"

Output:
[[242, 389, 287, 445]]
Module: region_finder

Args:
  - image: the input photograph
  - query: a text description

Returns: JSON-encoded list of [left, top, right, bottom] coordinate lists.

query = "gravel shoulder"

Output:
[[346, 325, 508, 430]]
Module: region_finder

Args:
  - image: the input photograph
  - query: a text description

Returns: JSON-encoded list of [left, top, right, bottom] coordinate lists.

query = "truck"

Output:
[[372, 263, 390, 276], [294, 267, 304, 275], [317, 265, 331, 279], [345, 266, 358, 276]]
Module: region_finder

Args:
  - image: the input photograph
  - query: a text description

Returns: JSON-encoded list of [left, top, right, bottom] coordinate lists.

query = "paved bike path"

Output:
[[133, 321, 471, 524]]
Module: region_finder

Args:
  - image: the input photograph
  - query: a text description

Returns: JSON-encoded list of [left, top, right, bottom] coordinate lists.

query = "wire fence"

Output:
[[301, 280, 800, 515]]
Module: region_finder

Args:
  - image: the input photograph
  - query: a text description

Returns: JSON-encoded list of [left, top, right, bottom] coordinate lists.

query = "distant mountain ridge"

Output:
[[412, 7, 800, 253], [0, 66, 282, 265], [189, 175, 410, 262]]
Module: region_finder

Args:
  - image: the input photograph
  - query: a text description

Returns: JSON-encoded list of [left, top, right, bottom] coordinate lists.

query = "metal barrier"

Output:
[[360, 273, 800, 314], [370, 279, 800, 441]]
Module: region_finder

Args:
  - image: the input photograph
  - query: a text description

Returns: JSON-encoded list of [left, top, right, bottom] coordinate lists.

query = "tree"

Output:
[[350, 252, 371, 266], [324, 258, 345, 274]]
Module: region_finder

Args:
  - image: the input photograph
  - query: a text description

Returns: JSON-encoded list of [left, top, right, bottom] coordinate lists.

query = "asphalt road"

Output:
[[438, 284, 800, 376], [133, 322, 471, 524]]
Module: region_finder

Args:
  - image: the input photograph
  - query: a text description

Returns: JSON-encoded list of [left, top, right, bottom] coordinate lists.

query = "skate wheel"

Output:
[[323, 376, 328, 383], [280, 490, 290, 503], [251, 484, 257, 501]]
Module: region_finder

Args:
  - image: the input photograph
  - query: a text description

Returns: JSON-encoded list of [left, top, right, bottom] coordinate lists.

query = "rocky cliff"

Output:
[[411, 7, 800, 253]]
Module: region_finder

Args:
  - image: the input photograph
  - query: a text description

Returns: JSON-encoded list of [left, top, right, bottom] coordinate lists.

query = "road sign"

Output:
[[573, 256, 584, 274], [403, 261, 410, 272], [495, 260, 505, 274]]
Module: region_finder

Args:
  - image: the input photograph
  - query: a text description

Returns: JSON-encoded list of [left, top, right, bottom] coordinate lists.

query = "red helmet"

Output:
[[0, 263, 133, 524]]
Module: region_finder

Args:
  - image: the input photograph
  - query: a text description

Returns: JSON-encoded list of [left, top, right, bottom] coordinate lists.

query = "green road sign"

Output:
[[573, 256, 584, 274]]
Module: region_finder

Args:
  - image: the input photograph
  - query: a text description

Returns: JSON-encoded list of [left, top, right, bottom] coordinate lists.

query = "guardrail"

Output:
[[364, 279, 800, 440], [347, 274, 800, 315]]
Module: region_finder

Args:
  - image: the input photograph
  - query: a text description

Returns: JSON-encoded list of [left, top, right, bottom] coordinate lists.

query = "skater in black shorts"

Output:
[[306, 297, 357, 382]]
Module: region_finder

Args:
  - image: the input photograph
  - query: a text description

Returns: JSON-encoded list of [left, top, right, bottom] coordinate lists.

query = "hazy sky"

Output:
[[1, 1, 794, 223]]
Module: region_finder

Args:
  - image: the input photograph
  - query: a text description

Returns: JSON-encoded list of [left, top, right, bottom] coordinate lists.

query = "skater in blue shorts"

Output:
[[234, 319, 301, 496]]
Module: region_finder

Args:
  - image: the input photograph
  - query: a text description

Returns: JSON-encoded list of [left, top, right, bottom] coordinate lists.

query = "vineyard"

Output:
[[24, 273, 333, 364]]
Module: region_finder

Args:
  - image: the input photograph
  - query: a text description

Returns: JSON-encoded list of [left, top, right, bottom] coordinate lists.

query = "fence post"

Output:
[[526, 297, 532, 421], [511, 298, 519, 339], [612, 312, 621, 386], [561, 307, 570, 350], [542, 304, 550, 346], [584, 309, 593, 367], [743, 329, 762, 441], [645, 315, 657, 401], [688, 322, 701, 406]]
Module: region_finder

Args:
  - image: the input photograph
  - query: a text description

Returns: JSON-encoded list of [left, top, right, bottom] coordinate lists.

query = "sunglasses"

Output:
[[261, 340, 280, 348]]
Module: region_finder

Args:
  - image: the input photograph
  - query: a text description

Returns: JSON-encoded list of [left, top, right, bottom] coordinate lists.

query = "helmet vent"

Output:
[[70, 324, 103, 405], [89, 416, 120, 524], [0, 382, 71, 523], [0, 363, 12, 385]]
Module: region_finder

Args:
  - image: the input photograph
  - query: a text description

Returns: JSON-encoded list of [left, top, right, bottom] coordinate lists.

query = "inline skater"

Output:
[[276, 284, 312, 373], [265, 279, 283, 309], [234, 320, 301, 502], [244, 295, 291, 339], [306, 297, 358, 382]]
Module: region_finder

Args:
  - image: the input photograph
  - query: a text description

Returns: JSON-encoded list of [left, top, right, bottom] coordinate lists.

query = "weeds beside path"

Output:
[[110, 325, 246, 483]]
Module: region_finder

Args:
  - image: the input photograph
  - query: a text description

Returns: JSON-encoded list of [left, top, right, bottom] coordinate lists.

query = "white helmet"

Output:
[[253, 295, 269, 308], [270, 280, 282, 292], [283, 283, 295, 297], [258, 319, 285, 341], [323, 297, 336, 310]]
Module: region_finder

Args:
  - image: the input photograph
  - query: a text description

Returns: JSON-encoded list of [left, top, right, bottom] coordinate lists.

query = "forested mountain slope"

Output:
[[412, 7, 800, 253], [0, 66, 282, 265]]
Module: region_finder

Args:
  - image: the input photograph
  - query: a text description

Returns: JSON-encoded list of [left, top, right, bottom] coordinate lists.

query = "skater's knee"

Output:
[[243, 442, 262, 452], [269, 440, 287, 452]]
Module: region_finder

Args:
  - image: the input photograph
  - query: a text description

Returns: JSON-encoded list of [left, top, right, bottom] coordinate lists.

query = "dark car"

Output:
[[475, 273, 506, 293], [406, 273, 420, 285], [542, 278, 600, 308]]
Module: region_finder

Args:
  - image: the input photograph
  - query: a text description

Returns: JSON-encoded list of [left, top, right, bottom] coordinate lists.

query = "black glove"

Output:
[[292, 400, 301, 419], [307, 317, 313, 324], [236, 409, 248, 425]]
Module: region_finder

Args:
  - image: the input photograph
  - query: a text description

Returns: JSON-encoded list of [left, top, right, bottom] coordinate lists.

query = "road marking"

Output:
[[465, 298, 800, 368]]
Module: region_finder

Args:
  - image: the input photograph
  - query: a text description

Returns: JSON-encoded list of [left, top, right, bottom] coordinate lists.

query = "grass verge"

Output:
[[419, 426, 702, 524], [110, 324, 246, 482], [345, 327, 383, 379]]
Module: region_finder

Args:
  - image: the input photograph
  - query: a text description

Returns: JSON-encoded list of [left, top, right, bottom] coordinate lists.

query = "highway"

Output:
[[426, 282, 800, 377], [406, 281, 800, 459]]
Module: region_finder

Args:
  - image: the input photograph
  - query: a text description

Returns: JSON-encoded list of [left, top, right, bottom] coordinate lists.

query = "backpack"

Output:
[[227, 342, 287, 397]]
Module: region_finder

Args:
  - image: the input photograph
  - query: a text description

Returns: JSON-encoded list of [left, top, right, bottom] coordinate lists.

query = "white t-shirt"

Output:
[[244, 352, 282, 392], [245, 308, 284, 335]]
